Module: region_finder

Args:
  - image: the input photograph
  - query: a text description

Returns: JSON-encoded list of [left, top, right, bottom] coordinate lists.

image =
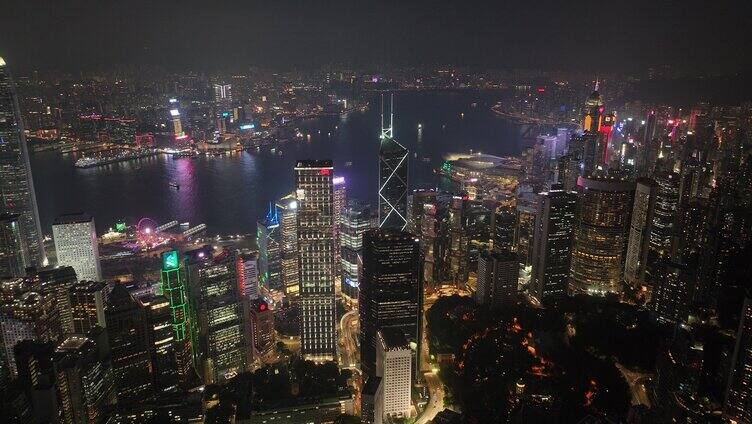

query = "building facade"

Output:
[[340, 201, 375, 300], [0, 57, 45, 268], [530, 188, 577, 303], [475, 249, 518, 308], [185, 247, 246, 383], [360, 229, 421, 377], [375, 329, 412, 420], [378, 95, 409, 230], [0, 213, 26, 278], [276, 194, 299, 297], [257, 205, 282, 291], [624, 178, 658, 287], [105, 285, 154, 404], [159, 250, 193, 385], [725, 296, 752, 423], [570, 174, 634, 295], [53, 335, 116, 424], [69, 281, 108, 335], [52, 213, 102, 282], [295, 160, 337, 362]]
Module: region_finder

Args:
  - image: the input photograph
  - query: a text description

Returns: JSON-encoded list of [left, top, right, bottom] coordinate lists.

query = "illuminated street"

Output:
[[339, 309, 360, 368], [616, 363, 653, 408]]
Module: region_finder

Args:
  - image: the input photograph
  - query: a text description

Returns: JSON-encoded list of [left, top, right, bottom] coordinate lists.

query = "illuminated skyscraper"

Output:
[[0, 213, 26, 278], [557, 154, 579, 191], [360, 229, 421, 378], [333, 176, 347, 278], [249, 298, 274, 355], [52, 213, 102, 282], [648, 171, 681, 260], [571, 174, 634, 295], [725, 296, 752, 422], [276, 194, 299, 297], [257, 204, 282, 291], [530, 187, 577, 304], [104, 285, 154, 404], [0, 289, 57, 377], [378, 95, 409, 230], [475, 249, 518, 308], [649, 260, 694, 323], [158, 250, 192, 384], [447, 196, 467, 285], [53, 335, 116, 424], [69, 281, 108, 334], [295, 160, 336, 361], [420, 194, 452, 290], [340, 201, 375, 300], [462, 200, 492, 274], [514, 191, 537, 267], [13, 340, 57, 423], [36, 266, 77, 336], [168, 98, 185, 140], [213, 83, 232, 135], [137, 293, 179, 394], [568, 133, 600, 177], [406, 189, 436, 236], [624, 178, 658, 287], [582, 82, 604, 134], [375, 329, 412, 420], [640, 111, 658, 175], [0, 57, 45, 268], [492, 206, 516, 253], [184, 246, 246, 383], [237, 252, 260, 300]]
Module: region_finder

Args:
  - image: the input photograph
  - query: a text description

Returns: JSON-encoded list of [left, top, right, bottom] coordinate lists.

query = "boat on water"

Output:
[[74, 149, 156, 168], [172, 151, 197, 159]]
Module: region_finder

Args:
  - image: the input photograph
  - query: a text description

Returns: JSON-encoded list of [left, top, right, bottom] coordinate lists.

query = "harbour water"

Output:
[[30, 90, 523, 236]]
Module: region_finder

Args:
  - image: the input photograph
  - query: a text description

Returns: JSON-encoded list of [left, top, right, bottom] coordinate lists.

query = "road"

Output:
[[415, 371, 445, 424], [616, 363, 652, 407], [339, 309, 359, 368], [414, 285, 469, 423]]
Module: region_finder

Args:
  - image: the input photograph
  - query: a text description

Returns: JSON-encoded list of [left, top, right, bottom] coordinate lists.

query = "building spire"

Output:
[[594, 77, 600, 92], [380, 93, 394, 139]]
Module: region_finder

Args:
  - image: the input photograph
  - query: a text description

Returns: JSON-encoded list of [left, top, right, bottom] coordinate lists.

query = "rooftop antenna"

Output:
[[390, 93, 394, 134], [380, 94, 384, 134], [380, 93, 393, 139]]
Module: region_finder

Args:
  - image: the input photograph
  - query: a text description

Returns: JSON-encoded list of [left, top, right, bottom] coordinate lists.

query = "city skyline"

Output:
[[0, 5, 751, 422]]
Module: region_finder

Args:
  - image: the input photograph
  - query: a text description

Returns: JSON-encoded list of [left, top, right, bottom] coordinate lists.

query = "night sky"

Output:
[[1, 0, 750, 73]]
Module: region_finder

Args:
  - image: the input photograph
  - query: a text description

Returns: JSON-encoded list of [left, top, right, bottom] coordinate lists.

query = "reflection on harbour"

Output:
[[31, 91, 521, 237]]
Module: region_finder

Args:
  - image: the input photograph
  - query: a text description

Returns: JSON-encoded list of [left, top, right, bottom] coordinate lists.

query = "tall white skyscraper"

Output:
[[52, 213, 102, 282], [376, 329, 412, 420]]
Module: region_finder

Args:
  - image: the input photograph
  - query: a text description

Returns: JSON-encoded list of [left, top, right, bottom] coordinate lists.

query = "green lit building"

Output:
[[159, 249, 194, 385]]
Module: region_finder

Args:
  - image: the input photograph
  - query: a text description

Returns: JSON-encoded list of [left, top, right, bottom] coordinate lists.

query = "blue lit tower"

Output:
[[378, 94, 409, 230], [257, 203, 282, 291], [0, 57, 45, 267]]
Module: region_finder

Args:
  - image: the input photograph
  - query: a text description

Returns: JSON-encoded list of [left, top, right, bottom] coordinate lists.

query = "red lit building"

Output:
[[249, 299, 274, 355]]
